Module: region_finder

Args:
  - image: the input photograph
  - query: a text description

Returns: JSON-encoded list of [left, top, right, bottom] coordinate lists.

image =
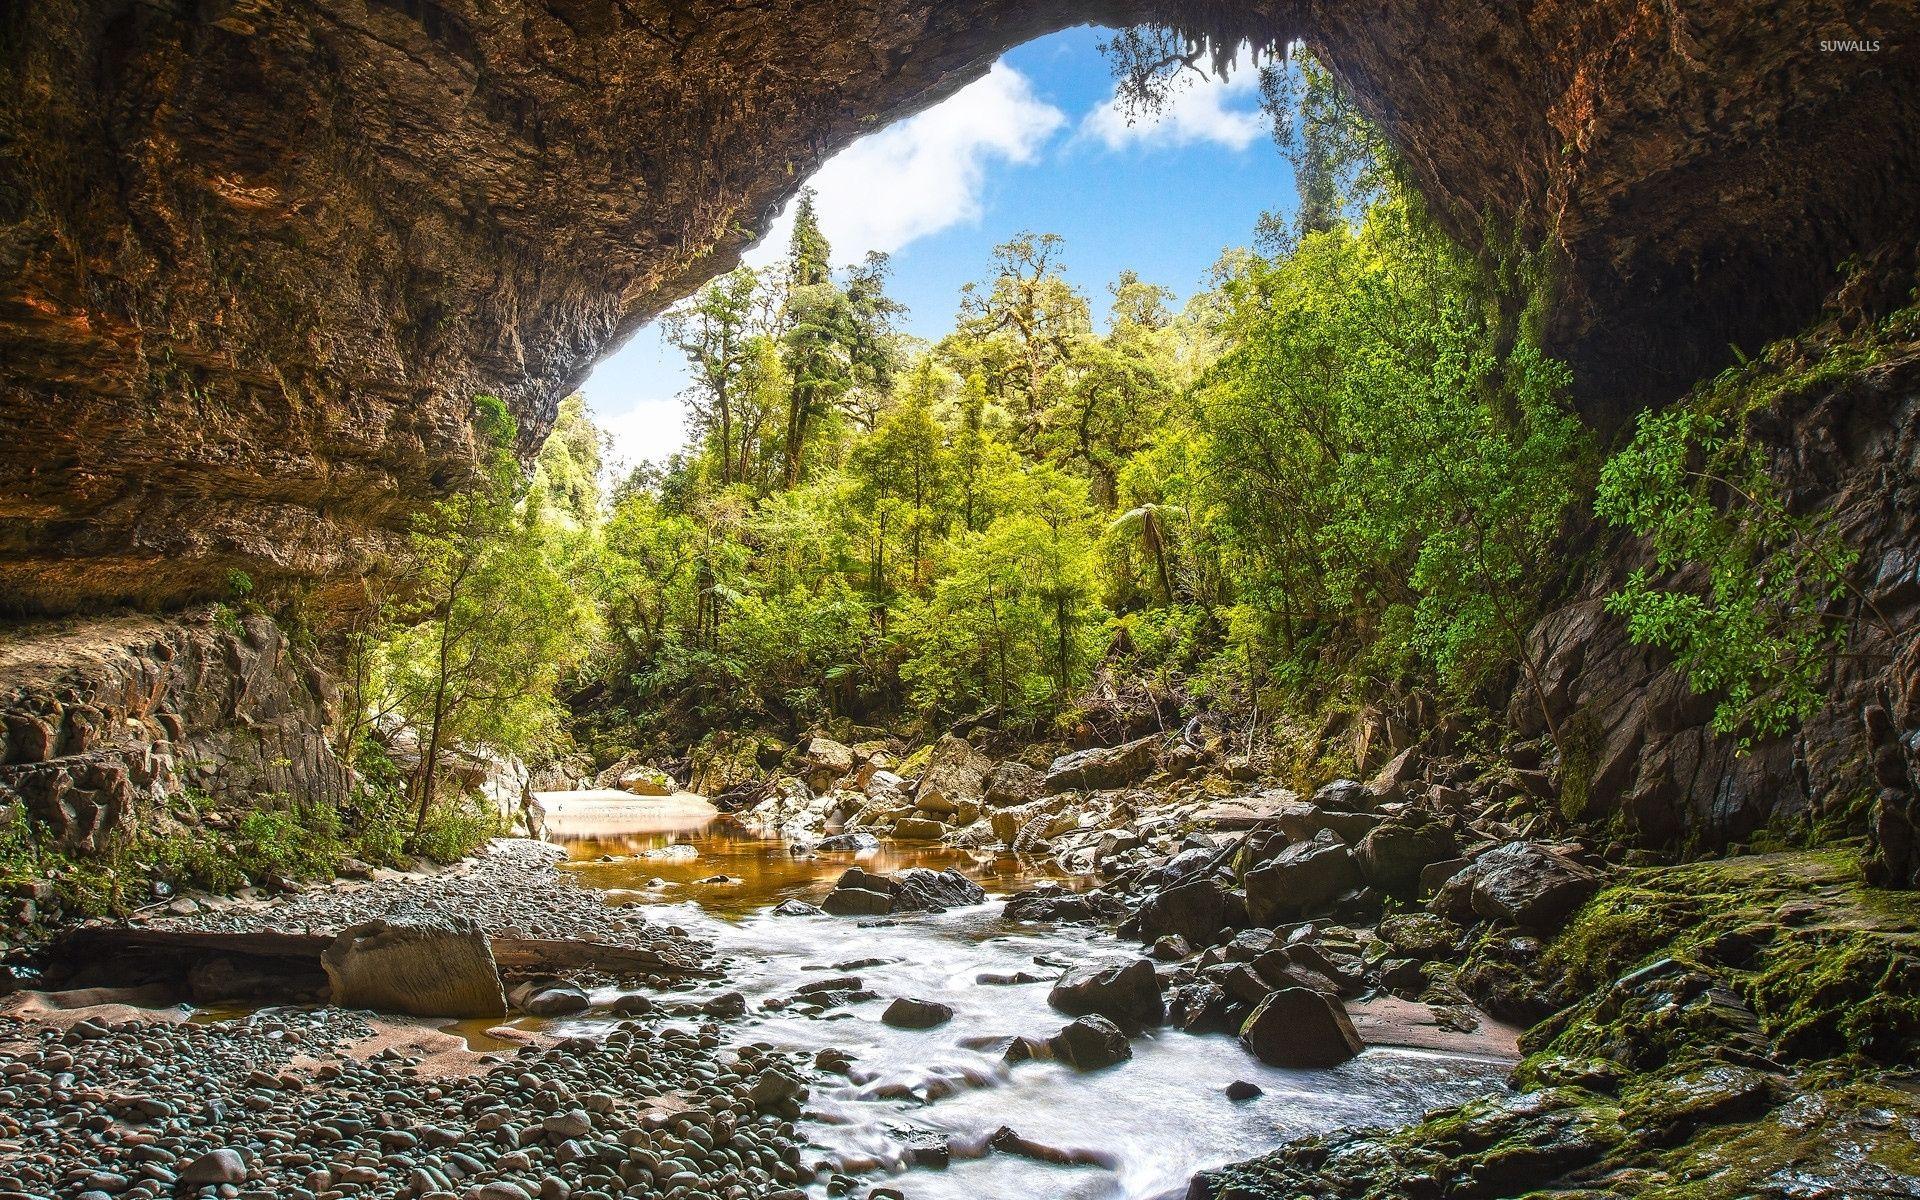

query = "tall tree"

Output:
[[664, 268, 760, 486]]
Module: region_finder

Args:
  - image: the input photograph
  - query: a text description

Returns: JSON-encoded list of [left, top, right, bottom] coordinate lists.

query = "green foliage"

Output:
[[1596, 395, 1856, 746]]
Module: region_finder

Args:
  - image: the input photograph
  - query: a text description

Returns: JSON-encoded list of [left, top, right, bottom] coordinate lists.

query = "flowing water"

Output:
[[540, 808, 1509, 1200]]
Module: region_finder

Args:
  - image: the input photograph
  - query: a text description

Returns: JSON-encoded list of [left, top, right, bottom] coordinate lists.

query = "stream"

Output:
[[521, 806, 1509, 1200]]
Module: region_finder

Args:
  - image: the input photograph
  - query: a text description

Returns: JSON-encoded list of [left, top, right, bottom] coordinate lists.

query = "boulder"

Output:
[[1366, 745, 1425, 800], [984, 761, 1044, 808], [1047, 957, 1164, 1031], [1048, 1015, 1132, 1070], [1166, 980, 1238, 1034], [820, 866, 986, 917], [1267, 798, 1382, 846], [802, 736, 856, 792], [1239, 988, 1364, 1068], [179, 1150, 248, 1186], [881, 996, 954, 1029], [1376, 913, 1464, 960], [1004, 885, 1116, 924], [320, 916, 506, 1018], [914, 734, 991, 815], [1044, 736, 1158, 793], [1243, 830, 1361, 926], [509, 978, 590, 1017], [616, 765, 674, 796], [1354, 814, 1460, 898], [1432, 842, 1602, 932], [1135, 876, 1244, 948], [862, 768, 912, 808], [892, 816, 949, 841], [814, 831, 880, 852], [1311, 779, 1375, 813]]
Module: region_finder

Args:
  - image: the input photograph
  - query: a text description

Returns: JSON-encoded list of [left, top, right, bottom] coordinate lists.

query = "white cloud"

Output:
[[1080, 58, 1268, 153], [750, 63, 1066, 265], [593, 392, 686, 472]]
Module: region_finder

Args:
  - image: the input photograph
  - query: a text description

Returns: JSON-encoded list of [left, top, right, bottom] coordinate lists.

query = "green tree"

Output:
[[664, 268, 761, 486], [374, 396, 594, 837]]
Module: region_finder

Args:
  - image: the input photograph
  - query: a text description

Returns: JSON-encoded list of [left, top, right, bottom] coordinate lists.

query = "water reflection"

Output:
[[544, 800, 1509, 1200], [555, 809, 1082, 920]]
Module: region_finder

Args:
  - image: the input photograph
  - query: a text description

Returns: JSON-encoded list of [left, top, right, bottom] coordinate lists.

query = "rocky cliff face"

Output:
[[3, 0, 1916, 614], [0, 609, 347, 853], [1515, 317, 1920, 871]]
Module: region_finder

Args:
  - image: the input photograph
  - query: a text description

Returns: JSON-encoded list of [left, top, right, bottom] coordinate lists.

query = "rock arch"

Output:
[[1, 0, 1916, 613]]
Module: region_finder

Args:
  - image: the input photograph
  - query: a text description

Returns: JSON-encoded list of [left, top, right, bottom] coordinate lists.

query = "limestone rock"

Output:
[[321, 916, 507, 1018], [1044, 736, 1158, 793]]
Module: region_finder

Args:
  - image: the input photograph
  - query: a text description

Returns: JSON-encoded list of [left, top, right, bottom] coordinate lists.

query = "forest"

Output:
[[334, 51, 1851, 830]]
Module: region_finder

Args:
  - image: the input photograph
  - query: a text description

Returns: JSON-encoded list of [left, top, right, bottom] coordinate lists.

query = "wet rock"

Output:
[[820, 866, 984, 916], [1044, 736, 1158, 793], [881, 996, 954, 1029], [1135, 876, 1245, 948], [1225, 1080, 1263, 1102], [1432, 842, 1601, 932], [1244, 831, 1361, 925], [1354, 813, 1460, 898], [1167, 980, 1238, 1034], [1239, 987, 1364, 1068], [509, 979, 589, 1017], [1048, 957, 1164, 1031], [1152, 934, 1193, 961], [320, 915, 506, 1018], [772, 899, 823, 916], [815, 831, 879, 852], [1004, 885, 1118, 924], [1264, 798, 1381, 846], [984, 761, 1044, 808], [1048, 1015, 1132, 1070]]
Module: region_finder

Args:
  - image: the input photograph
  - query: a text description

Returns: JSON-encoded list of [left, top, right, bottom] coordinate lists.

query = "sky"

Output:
[[583, 26, 1298, 472]]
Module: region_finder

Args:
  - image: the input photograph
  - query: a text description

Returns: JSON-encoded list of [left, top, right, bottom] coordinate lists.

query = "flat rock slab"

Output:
[[1345, 996, 1521, 1059]]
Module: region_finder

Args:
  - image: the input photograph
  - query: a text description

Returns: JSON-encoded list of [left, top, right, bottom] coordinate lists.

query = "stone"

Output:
[[1432, 842, 1602, 932], [1243, 830, 1361, 926], [1354, 814, 1460, 898], [1265, 798, 1381, 846], [1376, 913, 1463, 960], [1167, 980, 1238, 1034], [178, 1150, 247, 1186], [820, 865, 985, 916], [881, 997, 953, 1029], [1311, 779, 1375, 813], [983, 761, 1044, 807], [1048, 1015, 1132, 1070], [802, 736, 856, 792], [1366, 746, 1424, 800], [616, 766, 674, 796], [772, 899, 823, 916], [1239, 988, 1364, 1068], [1044, 736, 1159, 793], [320, 916, 506, 1018], [1047, 957, 1164, 1031], [1225, 1080, 1264, 1102], [913, 734, 991, 814], [509, 979, 590, 1017], [1135, 876, 1244, 948], [892, 816, 948, 840]]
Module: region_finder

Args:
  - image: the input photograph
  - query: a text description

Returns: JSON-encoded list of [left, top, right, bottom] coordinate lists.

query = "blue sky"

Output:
[[583, 26, 1298, 469]]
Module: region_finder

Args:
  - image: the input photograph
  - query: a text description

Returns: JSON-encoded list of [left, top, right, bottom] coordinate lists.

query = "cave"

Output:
[[3, 0, 1917, 615]]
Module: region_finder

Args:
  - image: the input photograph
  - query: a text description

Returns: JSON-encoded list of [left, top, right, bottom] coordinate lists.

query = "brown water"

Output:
[[545, 807, 1509, 1200]]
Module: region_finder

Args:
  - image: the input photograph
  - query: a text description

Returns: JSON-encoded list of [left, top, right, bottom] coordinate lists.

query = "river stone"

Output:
[[913, 734, 991, 815], [802, 736, 856, 792], [1312, 779, 1376, 813], [1044, 736, 1158, 793], [881, 996, 954, 1029], [1048, 957, 1164, 1031], [510, 979, 590, 1016], [1243, 830, 1361, 925], [983, 761, 1043, 808], [1432, 842, 1602, 932], [1135, 876, 1243, 948], [1239, 987, 1364, 1068], [1355, 814, 1460, 898], [892, 816, 949, 840], [320, 916, 506, 1018], [179, 1149, 247, 1186], [1048, 1015, 1132, 1070]]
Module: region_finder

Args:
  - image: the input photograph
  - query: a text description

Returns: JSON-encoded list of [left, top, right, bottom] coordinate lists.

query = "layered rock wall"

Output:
[[3, 1, 1916, 613], [0, 609, 347, 853], [1515, 333, 1920, 861]]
